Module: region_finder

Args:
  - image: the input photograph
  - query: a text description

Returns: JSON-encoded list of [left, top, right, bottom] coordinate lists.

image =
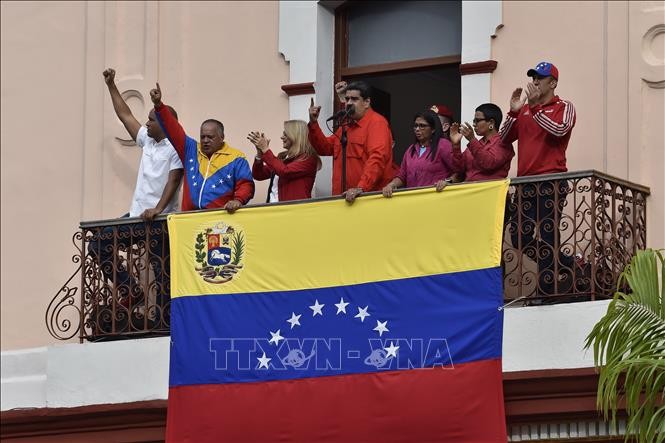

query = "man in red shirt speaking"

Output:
[[308, 81, 395, 204], [500, 62, 578, 299]]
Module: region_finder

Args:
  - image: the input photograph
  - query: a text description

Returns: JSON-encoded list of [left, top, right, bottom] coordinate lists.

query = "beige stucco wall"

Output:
[[1, 1, 288, 350], [2, 0, 663, 351], [492, 0, 665, 249]]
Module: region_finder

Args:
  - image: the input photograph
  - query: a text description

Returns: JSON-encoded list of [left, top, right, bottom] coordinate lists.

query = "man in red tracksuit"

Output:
[[500, 62, 578, 298]]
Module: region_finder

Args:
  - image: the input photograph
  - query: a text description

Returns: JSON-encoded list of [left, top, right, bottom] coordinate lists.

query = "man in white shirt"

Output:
[[88, 68, 183, 316]]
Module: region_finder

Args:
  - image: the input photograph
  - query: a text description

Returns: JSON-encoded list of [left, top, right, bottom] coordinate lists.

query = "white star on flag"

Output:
[[309, 300, 325, 316], [227, 174, 232, 179], [373, 320, 389, 337], [212, 184, 216, 188], [268, 329, 284, 345], [335, 297, 349, 314], [219, 179, 224, 184], [190, 167, 194, 171], [257, 352, 271, 369], [189, 159, 193, 163], [355, 306, 370, 322], [193, 182, 198, 186], [384, 341, 399, 358], [287, 312, 301, 329], [191, 175, 195, 179]]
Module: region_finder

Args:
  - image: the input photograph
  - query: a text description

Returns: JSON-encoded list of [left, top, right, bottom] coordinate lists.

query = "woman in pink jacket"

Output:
[[382, 110, 454, 197]]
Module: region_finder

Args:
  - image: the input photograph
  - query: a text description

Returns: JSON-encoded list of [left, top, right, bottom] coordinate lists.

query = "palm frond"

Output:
[[584, 248, 665, 443]]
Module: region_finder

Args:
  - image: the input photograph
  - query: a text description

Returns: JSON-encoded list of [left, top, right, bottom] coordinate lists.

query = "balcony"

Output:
[[46, 170, 650, 343]]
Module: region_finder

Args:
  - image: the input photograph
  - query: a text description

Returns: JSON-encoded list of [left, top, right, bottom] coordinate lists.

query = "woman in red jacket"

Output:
[[450, 103, 514, 182], [248, 120, 321, 202]]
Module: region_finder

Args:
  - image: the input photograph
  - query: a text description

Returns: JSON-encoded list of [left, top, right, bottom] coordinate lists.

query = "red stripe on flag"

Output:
[[167, 359, 506, 442]]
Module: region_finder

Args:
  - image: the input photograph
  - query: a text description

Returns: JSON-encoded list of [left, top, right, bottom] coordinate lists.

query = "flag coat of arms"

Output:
[[167, 180, 509, 442]]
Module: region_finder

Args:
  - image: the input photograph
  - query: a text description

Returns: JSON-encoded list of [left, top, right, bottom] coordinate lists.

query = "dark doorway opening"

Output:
[[344, 64, 460, 164]]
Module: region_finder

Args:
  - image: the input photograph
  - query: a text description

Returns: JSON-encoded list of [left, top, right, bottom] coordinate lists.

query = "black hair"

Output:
[[475, 103, 503, 128], [201, 118, 224, 136], [345, 81, 372, 100], [409, 110, 443, 161]]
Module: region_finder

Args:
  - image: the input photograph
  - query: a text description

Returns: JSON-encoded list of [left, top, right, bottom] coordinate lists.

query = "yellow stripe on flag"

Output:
[[168, 179, 508, 298]]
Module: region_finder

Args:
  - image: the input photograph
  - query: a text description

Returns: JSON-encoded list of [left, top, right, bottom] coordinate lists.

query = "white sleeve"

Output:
[[136, 126, 148, 149], [168, 142, 183, 171]]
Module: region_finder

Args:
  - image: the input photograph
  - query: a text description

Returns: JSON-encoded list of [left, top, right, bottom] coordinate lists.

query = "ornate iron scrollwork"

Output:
[[47, 171, 651, 340], [45, 231, 83, 340]]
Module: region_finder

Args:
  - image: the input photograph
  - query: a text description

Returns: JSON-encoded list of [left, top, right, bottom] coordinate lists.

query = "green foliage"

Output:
[[231, 232, 244, 265], [584, 249, 665, 442], [195, 232, 206, 265]]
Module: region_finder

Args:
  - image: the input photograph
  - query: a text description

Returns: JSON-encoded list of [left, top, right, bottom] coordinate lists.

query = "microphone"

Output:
[[326, 104, 354, 122]]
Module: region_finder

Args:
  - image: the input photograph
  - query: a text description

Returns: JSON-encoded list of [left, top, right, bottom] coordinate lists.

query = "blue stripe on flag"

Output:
[[169, 266, 503, 387]]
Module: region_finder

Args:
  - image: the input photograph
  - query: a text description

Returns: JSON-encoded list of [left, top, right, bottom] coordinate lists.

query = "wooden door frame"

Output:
[[333, 3, 461, 111]]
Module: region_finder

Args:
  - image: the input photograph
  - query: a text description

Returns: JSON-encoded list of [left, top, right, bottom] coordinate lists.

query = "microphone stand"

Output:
[[341, 119, 348, 193], [331, 107, 353, 193]]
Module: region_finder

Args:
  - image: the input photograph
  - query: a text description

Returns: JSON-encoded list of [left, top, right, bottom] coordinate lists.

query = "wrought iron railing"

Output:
[[46, 170, 650, 342], [503, 171, 648, 305]]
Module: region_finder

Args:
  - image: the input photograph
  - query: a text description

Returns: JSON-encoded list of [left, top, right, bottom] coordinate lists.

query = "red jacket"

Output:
[[499, 95, 576, 177], [252, 150, 318, 202], [308, 108, 396, 194], [451, 134, 514, 182]]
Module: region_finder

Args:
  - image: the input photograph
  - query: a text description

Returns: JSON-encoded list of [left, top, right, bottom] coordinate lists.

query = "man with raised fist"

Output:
[[150, 83, 254, 214], [308, 81, 395, 204], [89, 68, 183, 312]]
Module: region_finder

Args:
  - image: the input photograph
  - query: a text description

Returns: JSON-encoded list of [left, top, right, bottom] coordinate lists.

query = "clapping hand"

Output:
[[509, 87, 526, 112], [459, 122, 474, 142], [450, 123, 463, 145], [247, 131, 270, 154], [309, 97, 321, 123], [526, 83, 540, 106], [150, 83, 162, 106]]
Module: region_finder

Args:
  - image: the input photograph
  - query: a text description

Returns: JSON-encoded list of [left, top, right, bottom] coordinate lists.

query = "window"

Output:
[[335, 1, 462, 162]]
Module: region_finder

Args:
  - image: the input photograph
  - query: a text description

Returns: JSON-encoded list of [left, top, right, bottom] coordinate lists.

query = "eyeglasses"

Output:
[[472, 118, 487, 124], [413, 123, 431, 129]]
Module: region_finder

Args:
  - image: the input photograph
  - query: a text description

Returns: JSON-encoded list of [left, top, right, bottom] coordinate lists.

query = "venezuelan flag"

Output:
[[167, 180, 509, 442]]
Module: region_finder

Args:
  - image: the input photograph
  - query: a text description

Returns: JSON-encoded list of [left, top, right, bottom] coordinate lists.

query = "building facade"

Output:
[[2, 1, 663, 441]]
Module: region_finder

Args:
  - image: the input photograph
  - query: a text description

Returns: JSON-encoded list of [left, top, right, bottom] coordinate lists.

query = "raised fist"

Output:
[[334, 81, 347, 103], [102, 68, 116, 85], [150, 82, 162, 106], [308, 97, 321, 123]]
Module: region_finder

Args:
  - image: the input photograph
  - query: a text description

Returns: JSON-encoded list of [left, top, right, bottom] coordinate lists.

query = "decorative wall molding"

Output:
[[280, 82, 315, 96], [460, 1, 502, 130], [2, 368, 623, 441], [459, 59, 498, 76], [504, 367, 602, 421], [340, 55, 461, 77], [0, 400, 167, 440]]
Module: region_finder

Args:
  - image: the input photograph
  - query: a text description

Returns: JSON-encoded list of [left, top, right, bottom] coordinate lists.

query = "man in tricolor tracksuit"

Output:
[[500, 62, 578, 298], [150, 83, 255, 214]]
